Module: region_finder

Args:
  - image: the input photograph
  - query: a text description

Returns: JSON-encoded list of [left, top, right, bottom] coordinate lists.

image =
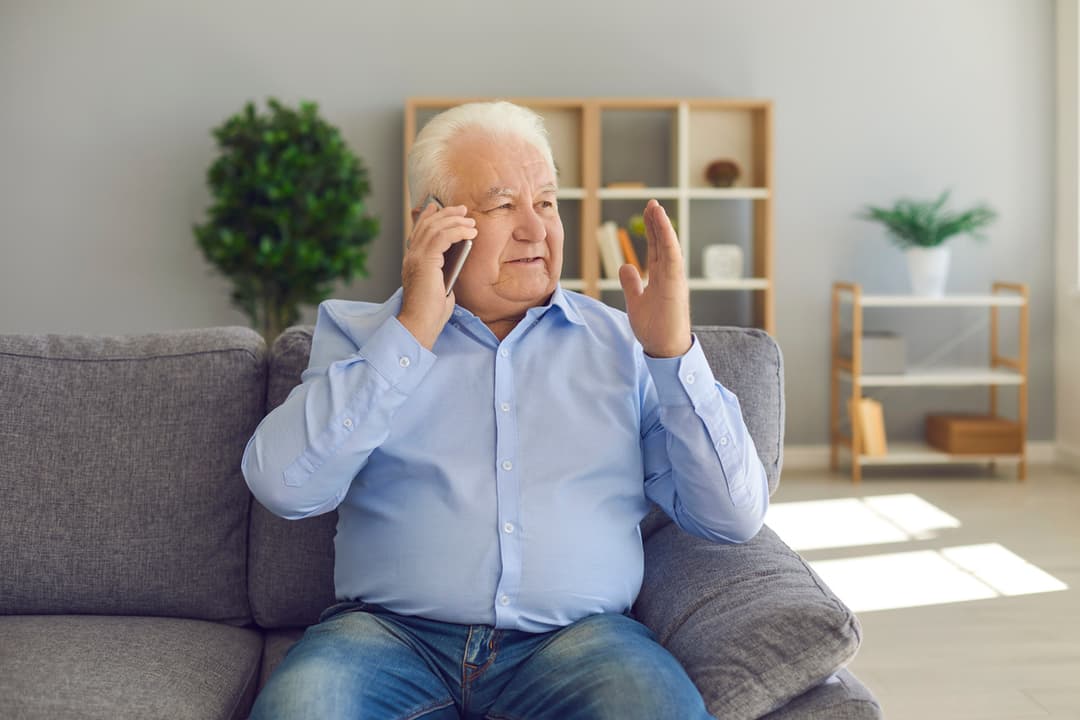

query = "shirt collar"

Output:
[[546, 284, 587, 326], [447, 284, 586, 328]]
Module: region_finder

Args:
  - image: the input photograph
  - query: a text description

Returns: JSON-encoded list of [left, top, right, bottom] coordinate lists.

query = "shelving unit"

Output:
[[829, 281, 1029, 484], [403, 97, 774, 333]]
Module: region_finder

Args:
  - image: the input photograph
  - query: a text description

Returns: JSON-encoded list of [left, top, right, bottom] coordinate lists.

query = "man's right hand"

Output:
[[397, 201, 478, 350]]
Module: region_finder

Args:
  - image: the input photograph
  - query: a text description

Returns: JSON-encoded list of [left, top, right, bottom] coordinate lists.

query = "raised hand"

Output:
[[618, 199, 692, 358], [398, 201, 478, 350]]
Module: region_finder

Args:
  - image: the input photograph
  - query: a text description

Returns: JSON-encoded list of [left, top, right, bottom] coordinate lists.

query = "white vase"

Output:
[[905, 245, 950, 296]]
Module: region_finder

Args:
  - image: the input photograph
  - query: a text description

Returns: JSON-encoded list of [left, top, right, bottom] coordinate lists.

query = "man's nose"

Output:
[[513, 205, 546, 242]]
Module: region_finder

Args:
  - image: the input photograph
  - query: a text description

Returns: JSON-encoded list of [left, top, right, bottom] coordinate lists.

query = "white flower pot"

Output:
[[905, 245, 951, 296]]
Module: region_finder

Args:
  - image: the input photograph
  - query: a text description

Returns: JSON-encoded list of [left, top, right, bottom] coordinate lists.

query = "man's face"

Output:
[[442, 131, 563, 321]]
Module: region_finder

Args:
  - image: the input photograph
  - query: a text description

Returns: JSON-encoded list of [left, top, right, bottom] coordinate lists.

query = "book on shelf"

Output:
[[848, 397, 888, 456], [616, 227, 644, 278], [597, 221, 624, 279]]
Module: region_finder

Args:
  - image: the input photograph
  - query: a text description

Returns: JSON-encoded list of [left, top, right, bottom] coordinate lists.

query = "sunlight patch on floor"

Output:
[[765, 493, 960, 551], [766, 494, 1068, 613], [809, 543, 1068, 613]]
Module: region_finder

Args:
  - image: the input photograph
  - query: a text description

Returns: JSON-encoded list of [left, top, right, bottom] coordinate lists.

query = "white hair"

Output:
[[407, 101, 557, 206]]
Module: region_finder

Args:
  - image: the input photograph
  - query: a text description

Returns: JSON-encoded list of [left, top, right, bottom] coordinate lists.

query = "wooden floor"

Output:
[[773, 464, 1080, 719]]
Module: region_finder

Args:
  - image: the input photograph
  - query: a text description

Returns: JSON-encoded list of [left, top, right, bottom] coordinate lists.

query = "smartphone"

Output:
[[422, 195, 473, 296]]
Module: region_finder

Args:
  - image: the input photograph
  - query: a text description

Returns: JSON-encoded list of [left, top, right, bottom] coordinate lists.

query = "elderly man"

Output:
[[243, 101, 768, 720]]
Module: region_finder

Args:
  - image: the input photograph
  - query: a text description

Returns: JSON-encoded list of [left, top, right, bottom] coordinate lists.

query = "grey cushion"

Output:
[[0, 328, 263, 624], [248, 326, 336, 628], [760, 669, 883, 719], [633, 524, 862, 720], [0, 615, 262, 720]]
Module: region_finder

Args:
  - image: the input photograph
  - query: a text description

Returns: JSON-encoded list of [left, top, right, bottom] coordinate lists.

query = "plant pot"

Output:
[[905, 245, 950, 296]]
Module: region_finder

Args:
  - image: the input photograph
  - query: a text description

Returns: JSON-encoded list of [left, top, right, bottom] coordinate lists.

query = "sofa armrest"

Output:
[[633, 524, 862, 719]]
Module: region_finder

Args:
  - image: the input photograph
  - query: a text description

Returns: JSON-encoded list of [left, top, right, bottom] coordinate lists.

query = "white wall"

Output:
[[1057, 0, 1080, 465], [0, 0, 1056, 445]]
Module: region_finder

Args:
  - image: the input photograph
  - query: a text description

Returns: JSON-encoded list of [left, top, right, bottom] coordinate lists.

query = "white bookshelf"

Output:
[[829, 281, 1030, 483]]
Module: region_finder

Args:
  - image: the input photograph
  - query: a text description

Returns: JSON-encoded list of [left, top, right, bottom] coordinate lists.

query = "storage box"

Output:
[[925, 414, 1023, 455], [839, 332, 905, 374]]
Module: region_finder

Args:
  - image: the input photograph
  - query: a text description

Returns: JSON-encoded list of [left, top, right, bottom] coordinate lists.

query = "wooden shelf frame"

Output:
[[403, 97, 775, 334], [829, 281, 1029, 484]]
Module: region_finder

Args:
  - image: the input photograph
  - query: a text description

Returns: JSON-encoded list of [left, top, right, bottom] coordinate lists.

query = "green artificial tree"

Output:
[[194, 98, 378, 342]]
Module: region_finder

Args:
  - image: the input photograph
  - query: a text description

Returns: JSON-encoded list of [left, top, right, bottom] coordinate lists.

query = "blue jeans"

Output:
[[250, 601, 714, 720]]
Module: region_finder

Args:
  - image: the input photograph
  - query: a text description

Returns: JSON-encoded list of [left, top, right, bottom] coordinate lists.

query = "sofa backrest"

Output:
[[248, 324, 785, 629], [0, 328, 265, 625]]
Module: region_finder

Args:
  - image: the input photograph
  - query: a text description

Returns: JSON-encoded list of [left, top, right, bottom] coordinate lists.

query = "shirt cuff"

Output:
[[643, 335, 716, 409], [356, 315, 437, 396]]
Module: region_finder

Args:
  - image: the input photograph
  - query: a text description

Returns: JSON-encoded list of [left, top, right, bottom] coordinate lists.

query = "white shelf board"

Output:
[[598, 187, 680, 200], [687, 277, 770, 290], [556, 188, 586, 200], [838, 367, 1024, 387], [850, 442, 1023, 466], [562, 278, 768, 292], [687, 187, 770, 200], [837, 291, 1025, 307]]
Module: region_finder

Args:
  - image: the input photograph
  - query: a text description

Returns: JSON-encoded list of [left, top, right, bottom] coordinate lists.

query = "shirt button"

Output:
[[399, 356, 410, 368], [500, 403, 510, 412], [503, 522, 514, 534], [720, 436, 729, 446], [499, 595, 511, 606], [502, 460, 513, 471], [685, 373, 696, 384], [343, 418, 353, 429], [499, 348, 509, 358]]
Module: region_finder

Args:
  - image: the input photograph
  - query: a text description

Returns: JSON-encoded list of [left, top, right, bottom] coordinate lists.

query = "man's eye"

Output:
[[539, 200, 556, 209]]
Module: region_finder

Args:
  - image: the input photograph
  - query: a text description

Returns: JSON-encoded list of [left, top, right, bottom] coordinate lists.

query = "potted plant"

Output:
[[194, 98, 379, 342], [858, 190, 996, 296]]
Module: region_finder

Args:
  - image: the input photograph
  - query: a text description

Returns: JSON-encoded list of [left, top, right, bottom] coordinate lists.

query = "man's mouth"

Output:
[[508, 257, 543, 265]]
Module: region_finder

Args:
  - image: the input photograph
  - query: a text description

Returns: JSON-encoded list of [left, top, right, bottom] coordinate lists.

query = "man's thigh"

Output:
[[249, 608, 458, 720], [486, 613, 714, 720]]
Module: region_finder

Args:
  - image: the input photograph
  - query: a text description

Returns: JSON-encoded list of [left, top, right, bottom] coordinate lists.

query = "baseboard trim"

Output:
[[782, 442, 1058, 470], [1057, 443, 1080, 471]]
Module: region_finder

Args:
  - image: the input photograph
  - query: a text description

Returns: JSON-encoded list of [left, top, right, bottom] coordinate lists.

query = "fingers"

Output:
[[643, 200, 683, 272], [618, 263, 644, 300], [409, 205, 477, 256]]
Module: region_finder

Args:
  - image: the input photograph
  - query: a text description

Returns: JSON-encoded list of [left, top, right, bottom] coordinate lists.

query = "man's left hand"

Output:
[[619, 199, 692, 358]]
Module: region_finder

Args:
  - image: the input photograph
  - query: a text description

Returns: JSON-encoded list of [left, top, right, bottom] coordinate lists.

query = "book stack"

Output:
[[596, 221, 645, 280]]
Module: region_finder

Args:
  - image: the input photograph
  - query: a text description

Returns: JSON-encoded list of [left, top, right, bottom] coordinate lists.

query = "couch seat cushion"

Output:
[[760, 669, 882, 719], [0, 615, 262, 720], [634, 524, 862, 719]]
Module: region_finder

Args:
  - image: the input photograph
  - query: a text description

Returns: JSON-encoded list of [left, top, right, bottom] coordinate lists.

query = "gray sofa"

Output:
[[0, 323, 882, 719]]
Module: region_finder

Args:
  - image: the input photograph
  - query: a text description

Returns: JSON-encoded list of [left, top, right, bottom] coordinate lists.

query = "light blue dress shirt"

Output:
[[242, 286, 768, 633]]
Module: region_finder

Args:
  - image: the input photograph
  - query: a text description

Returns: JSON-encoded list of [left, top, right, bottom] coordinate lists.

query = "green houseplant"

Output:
[[857, 190, 996, 296], [194, 98, 379, 342]]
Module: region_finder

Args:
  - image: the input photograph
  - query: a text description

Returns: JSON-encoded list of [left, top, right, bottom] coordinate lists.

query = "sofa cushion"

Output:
[[0, 328, 264, 624], [633, 524, 862, 719], [0, 615, 262, 720], [760, 669, 883, 719], [248, 326, 336, 628]]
